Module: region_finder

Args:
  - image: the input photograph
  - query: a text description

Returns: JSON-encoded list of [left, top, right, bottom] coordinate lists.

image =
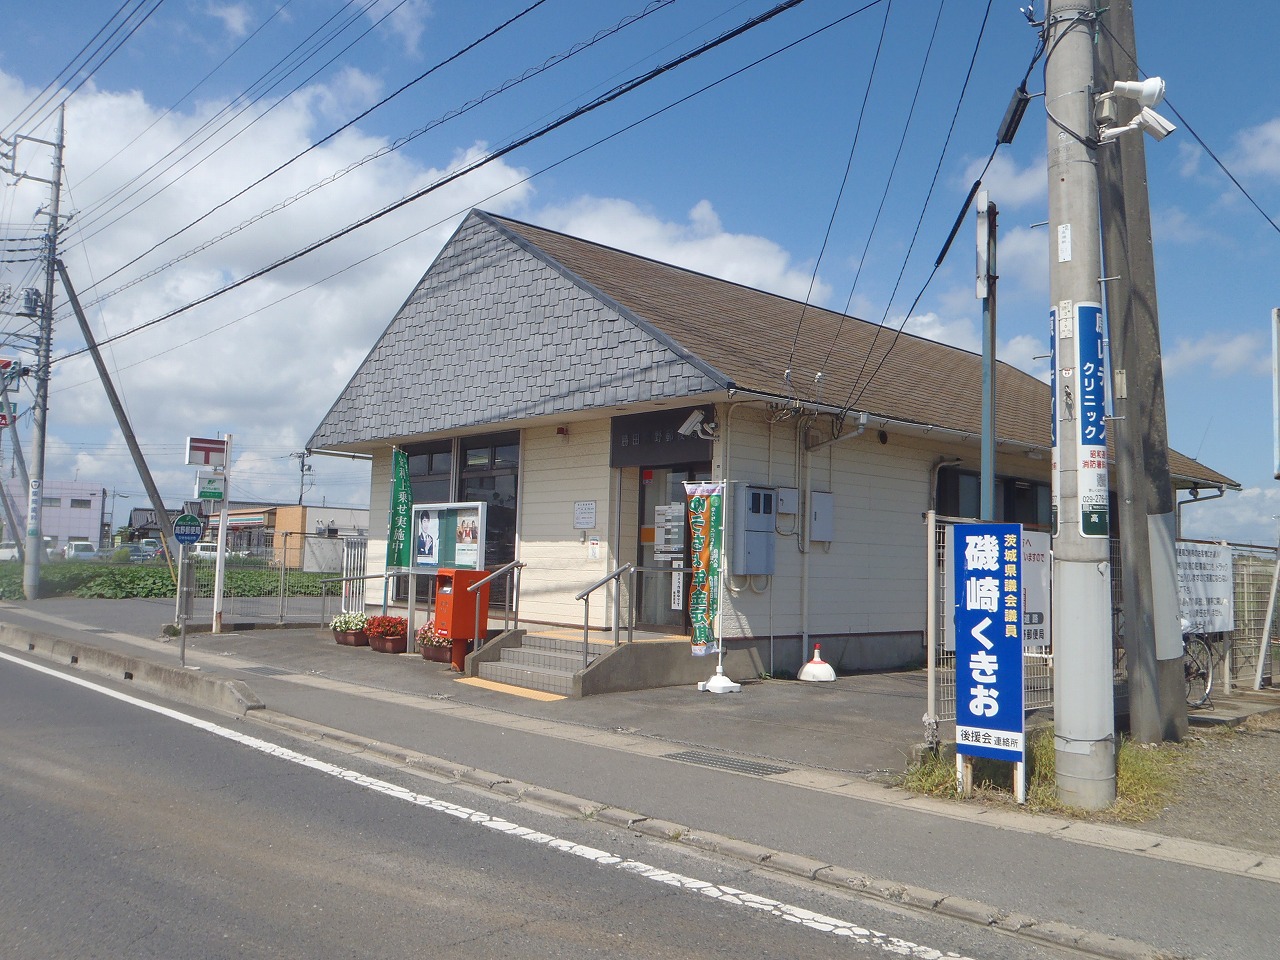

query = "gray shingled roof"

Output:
[[308, 209, 1236, 491]]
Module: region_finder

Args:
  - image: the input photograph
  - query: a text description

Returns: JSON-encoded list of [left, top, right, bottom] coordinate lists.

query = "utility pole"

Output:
[[56, 260, 176, 570], [21, 105, 65, 598], [1044, 1, 1116, 809], [292, 450, 313, 505], [1095, 0, 1186, 743], [977, 191, 998, 521]]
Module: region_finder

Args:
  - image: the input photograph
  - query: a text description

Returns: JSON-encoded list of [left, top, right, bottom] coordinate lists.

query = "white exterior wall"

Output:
[[518, 421, 618, 628], [717, 404, 942, 669]]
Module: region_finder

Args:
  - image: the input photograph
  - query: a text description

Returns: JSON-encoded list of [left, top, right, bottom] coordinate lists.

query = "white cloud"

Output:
[[960, 153, 1047, 209], [371, 0, 433, 57], [1162, 331, 1270, 379], [1232, 117, 1280, 179], [205, 2, 252, 39], [1, 64, 533, 509], [535, 197, 830, 304]]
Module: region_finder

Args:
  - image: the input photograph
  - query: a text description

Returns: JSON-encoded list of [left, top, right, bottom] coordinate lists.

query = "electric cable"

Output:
[[12, 1, 168, 138], [841, 0, 996, 415], [783, 0, 892, 400], [80, 0, 678, 308], [50, 0, 887, 388], [70, 0, 387, 238], [74, 0, 301, 192], [1093, 17, 1280, 238], [80, 0, 567, 294], [55, 0, 825, 361], [2, 0, 150, 136]]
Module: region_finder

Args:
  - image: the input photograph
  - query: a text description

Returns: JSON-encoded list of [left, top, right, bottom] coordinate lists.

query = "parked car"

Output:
[[139, 538, 160, 559], [115, 544, 148, 563], [63, 542, 101, 560], [0, 541, 19, 561], [190, 542, 226, 560]]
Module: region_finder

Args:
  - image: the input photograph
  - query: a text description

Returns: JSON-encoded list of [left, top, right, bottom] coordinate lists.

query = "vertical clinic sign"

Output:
[[1050, 303, 1108, 538], [954, 523, 1025, 763], [386, 449, 412, 568], [684, 481, 724, 657]]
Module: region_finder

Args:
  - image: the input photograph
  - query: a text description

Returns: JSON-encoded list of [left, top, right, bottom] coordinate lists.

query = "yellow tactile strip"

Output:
[[453, 676, 566, 701]]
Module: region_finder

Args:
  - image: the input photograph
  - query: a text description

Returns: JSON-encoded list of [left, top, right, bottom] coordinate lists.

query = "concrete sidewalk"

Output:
[[0, 596, 931, 777]]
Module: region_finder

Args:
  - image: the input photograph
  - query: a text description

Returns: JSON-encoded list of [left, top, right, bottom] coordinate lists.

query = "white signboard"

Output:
[[1021, 531, 1051, 649], [195, 471, 226, 501], [574, 500, 597, 530], [1176, 541, 1234, 633], [186, 436, 228, 467]]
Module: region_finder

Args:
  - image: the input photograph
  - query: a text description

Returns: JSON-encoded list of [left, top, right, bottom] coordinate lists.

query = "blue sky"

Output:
[[0, 0, 1277, 544]]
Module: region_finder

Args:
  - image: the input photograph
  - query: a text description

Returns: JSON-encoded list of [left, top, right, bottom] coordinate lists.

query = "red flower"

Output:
[[364, 615, 408, 639]]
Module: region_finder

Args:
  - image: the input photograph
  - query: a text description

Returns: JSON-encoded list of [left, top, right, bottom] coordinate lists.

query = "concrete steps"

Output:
[[477, 633, 613, 696]]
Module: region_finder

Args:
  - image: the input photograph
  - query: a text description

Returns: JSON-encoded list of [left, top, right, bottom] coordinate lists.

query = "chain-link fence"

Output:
[[1224, 541, 1277, 691]]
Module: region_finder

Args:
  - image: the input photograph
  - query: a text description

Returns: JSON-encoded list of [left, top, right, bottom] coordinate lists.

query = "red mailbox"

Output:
[[433, 568, 490, 642]]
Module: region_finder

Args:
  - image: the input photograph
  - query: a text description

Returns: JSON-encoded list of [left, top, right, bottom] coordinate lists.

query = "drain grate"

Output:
[[239, 666, 292, 677], [663, 750, 792, 778]]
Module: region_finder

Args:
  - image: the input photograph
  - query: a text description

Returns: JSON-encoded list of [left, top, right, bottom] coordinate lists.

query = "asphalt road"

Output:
[[0, 653, 1080, 960]]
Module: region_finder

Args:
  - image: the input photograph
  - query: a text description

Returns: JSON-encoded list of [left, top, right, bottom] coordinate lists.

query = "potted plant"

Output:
[[330, 611, 369, 646], [365, 615, 409, 654], [417, 621, 452, 663]]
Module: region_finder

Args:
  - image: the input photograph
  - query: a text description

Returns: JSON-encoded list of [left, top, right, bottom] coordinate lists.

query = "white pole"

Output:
[[212, 433, 232, 633]]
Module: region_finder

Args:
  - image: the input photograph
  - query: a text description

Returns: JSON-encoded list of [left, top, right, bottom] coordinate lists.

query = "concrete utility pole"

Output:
[[1095, 0, 1186, 743], [23, 105, 65, 599], [55, 260, 176, 568], [977, 192, 998, 522], [1044, 1, 1116, 809]]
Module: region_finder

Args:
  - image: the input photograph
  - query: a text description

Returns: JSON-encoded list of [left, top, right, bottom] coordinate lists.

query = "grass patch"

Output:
[[899, 725, 1189, 821]]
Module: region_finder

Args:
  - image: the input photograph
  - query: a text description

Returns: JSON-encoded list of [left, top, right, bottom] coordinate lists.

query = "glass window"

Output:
[[70, 498, 92, 509], [42, 497, 60, 508], [936, 467, 1050, 529]]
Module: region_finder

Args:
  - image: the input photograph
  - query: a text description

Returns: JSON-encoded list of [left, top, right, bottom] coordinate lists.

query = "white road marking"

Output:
[[1, 650, 972, 959]]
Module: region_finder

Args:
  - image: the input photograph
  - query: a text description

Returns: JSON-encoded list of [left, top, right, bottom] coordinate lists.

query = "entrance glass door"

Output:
[[636, 465, 710, 631]]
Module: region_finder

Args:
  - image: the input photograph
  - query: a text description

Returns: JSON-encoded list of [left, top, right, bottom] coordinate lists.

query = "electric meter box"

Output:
[[732, 483, 776, 576]]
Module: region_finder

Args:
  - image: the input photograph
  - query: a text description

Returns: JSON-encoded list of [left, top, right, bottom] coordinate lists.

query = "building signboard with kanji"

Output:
[[954, 522, 1025, 764]]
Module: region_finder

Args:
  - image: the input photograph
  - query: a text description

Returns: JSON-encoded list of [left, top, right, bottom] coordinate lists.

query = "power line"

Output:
[[57, 0, 825, 362], [81, 0, 558, 294], [839, 0, 998, 414], [784, 0, 893, 397]]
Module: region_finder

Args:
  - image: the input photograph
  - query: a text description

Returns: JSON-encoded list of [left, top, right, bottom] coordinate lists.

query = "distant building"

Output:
[[2, 480, 106, 552]]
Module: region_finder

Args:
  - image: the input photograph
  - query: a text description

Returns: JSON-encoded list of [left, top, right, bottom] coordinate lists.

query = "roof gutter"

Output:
[[307, 447, 373, 461]]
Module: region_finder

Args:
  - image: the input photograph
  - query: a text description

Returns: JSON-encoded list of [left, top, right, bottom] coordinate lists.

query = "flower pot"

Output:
[[334, 629, 368, 647], [420, 644, 451, 663], [369, 633, 408, 654]]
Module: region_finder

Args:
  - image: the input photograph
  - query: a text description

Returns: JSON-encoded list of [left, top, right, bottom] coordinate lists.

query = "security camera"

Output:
[[1098, 105, 1176, 143], [677, 410, 705, 437], [1136, 106, 1176, 141]]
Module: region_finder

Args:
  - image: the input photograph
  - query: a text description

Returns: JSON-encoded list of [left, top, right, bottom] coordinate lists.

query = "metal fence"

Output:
[[185, 531, 354, 625]]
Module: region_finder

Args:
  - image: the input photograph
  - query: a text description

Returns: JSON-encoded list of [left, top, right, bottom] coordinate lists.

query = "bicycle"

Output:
[[1182, 624, 1217, 708]]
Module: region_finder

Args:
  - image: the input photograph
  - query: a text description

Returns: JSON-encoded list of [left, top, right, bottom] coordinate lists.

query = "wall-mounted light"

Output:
[[556, 425, 569, 437]]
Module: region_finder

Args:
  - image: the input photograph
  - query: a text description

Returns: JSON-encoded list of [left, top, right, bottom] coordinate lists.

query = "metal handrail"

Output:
[[469, 560, 526, 648], [575, 562, 633, 670], [318, 571, 400, 620]]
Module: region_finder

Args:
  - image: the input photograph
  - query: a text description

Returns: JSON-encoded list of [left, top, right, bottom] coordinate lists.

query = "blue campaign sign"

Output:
[[953, 522, 1025, 763], [173, 513, 204, 545]]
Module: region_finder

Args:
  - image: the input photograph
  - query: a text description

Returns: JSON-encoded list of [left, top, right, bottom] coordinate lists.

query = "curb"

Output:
[[0, 623, 265, 716], [252, 709, 1179, 960]]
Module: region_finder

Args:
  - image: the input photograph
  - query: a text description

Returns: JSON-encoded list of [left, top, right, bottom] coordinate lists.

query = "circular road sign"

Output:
[[173, 513, 204, 545]]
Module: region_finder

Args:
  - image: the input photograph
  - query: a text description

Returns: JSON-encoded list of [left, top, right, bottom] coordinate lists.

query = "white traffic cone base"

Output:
[[797, 644, 836, 682]]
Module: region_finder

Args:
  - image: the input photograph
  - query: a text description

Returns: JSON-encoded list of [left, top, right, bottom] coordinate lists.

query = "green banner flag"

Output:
[[387, 448, 412, 567], [684, 481, 724, 657]]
